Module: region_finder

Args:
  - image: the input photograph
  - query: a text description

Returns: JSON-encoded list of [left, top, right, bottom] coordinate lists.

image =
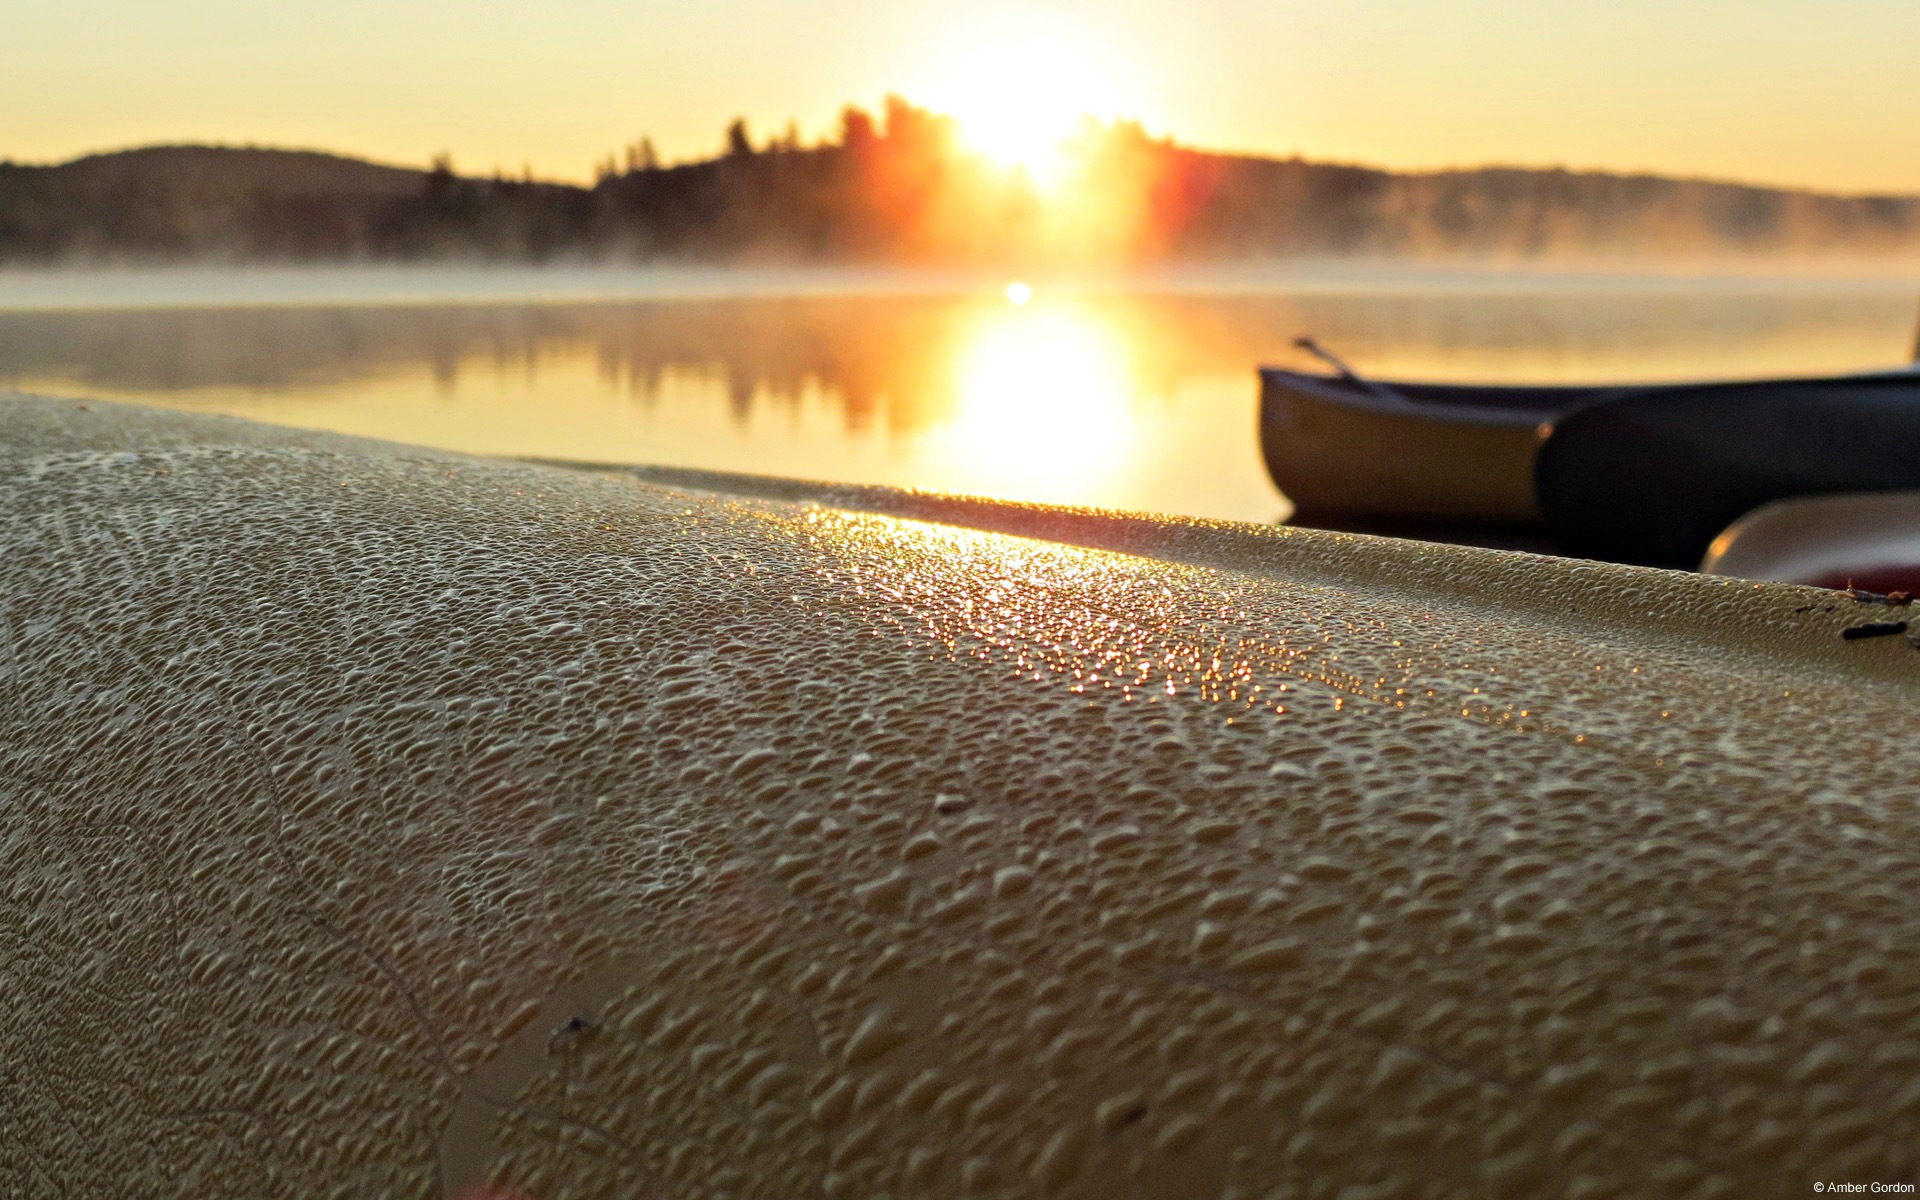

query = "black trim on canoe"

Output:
[[1537, 371, 1920, 568], [1259, 367, 1634, 419]]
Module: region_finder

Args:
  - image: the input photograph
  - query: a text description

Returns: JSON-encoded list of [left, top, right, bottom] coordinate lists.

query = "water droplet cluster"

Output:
[[4, 394, 1919, 1198]]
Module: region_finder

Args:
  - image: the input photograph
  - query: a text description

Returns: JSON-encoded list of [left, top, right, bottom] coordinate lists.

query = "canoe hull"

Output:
[[1538, 372, 1920, 568], [1257, 369, 1591, 526], [12, 395, 1920, 1196]]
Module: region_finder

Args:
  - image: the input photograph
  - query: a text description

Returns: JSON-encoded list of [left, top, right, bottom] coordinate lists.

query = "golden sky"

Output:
[[6, 0, 1920, 193]]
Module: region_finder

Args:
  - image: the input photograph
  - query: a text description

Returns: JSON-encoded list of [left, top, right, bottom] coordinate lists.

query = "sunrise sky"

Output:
[[6, 0, 1920, 193]]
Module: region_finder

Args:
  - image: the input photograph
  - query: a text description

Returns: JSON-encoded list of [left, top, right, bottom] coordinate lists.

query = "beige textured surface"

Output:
[[4, 391, 1920, 1199]]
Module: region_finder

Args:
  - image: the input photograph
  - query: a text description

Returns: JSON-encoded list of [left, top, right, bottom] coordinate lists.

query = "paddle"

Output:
[[1292, 336, 1413, 407]]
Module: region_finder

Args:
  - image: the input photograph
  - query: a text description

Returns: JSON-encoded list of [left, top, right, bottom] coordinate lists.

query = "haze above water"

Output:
[[2, 267, 1916, 524]]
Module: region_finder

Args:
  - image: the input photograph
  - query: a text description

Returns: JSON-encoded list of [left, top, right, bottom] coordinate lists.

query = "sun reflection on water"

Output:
[[939, 301, 1135, 501], [3, 284, 1913, 524]]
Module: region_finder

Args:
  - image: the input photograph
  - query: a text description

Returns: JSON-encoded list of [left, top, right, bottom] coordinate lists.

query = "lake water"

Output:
[[2, 266, 1916, 524]]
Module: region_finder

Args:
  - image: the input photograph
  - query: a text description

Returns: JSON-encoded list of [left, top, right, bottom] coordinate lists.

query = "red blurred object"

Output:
[[1802, 565, 1920, 594], [1700, 492, 1920, 592]]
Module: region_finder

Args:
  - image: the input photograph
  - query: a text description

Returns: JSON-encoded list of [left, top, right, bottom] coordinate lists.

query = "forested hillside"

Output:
[[6, 101, 1918, 266]]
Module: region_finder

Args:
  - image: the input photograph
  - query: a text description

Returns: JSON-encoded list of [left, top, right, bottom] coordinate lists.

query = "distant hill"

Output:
[[0, 146, 437, 261], [5, 113, 1920, 266], [1145, 153, 1920, 261], [35, 145, 427, 196]]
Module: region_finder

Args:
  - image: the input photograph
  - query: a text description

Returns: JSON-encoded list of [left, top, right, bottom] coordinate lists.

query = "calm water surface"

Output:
[[2, 268, 1915, 524]]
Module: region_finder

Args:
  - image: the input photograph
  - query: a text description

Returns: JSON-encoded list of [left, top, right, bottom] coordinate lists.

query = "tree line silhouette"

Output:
[[4, 97, 1920, 265]]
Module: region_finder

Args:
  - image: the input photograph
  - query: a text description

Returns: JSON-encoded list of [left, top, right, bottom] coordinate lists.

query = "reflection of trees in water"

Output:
[[0, 296, 1269, 433], [0, 291, 1910, 428], [570, 299, 994, 435]]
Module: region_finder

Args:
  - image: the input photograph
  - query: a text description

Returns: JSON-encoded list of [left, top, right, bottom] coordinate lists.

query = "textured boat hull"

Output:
[[5, 394, 1920, 1198]]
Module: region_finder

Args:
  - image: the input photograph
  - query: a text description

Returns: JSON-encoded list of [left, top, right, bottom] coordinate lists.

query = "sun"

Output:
[[925, 38, 1119, 183]]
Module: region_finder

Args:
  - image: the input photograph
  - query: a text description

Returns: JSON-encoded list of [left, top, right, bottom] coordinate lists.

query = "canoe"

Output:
[[1263, 364, 1920, 567], [1257, 367, 1620, 526], [12, 392, 1920, 1196], [1701, 489, 1920, 593], [1537, 370, 1920, 568]]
